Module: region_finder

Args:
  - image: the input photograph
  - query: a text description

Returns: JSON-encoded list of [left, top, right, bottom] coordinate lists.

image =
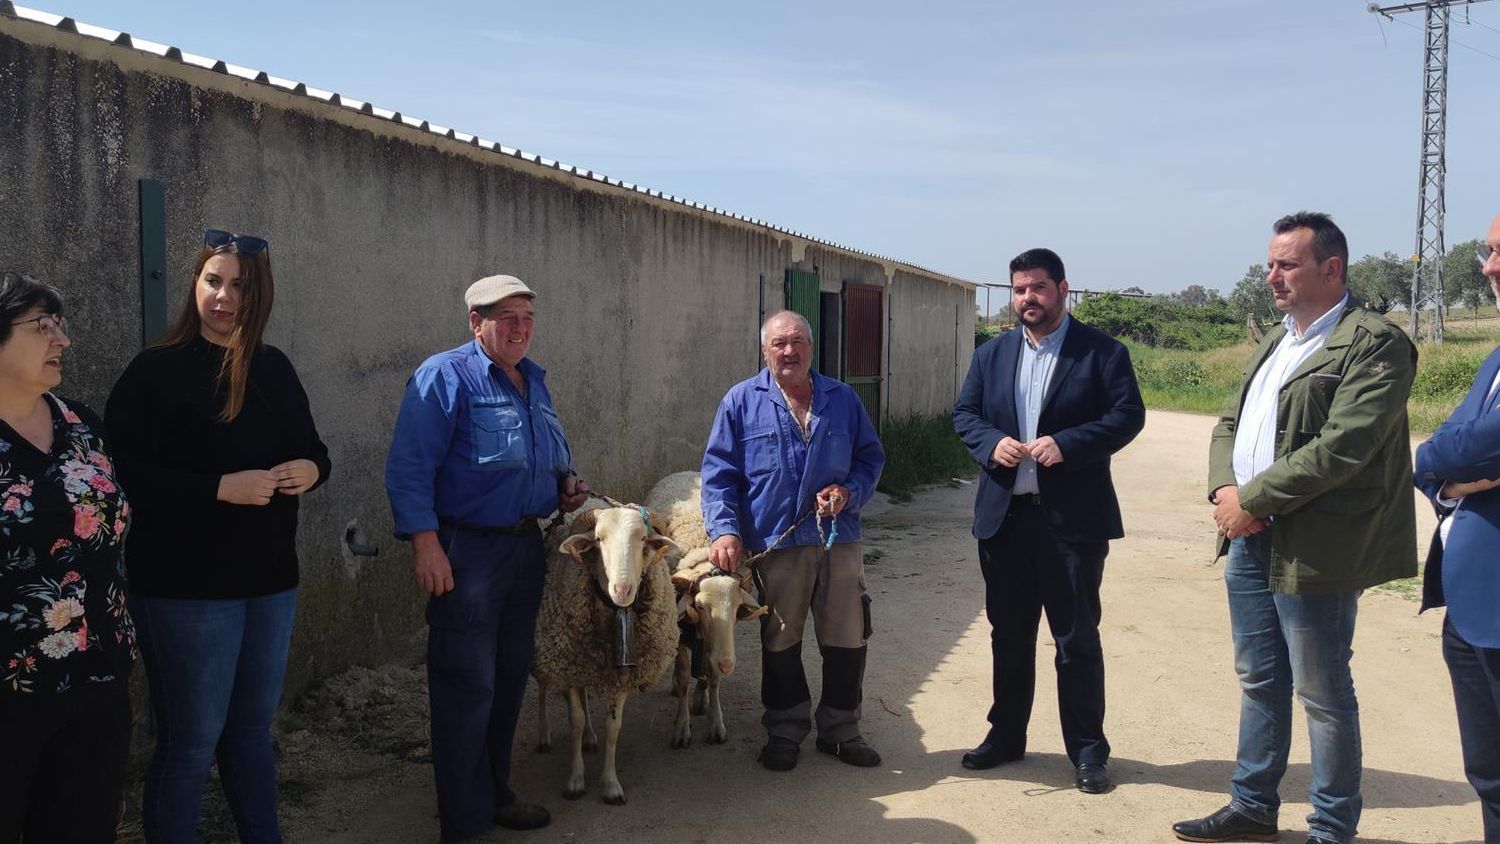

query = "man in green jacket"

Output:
[[1173, 212, 1417, 844]]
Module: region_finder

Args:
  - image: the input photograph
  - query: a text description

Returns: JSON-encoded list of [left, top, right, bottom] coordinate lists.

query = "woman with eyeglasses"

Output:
[[106, 230, 331, 843], [0, 272, 135, 843]]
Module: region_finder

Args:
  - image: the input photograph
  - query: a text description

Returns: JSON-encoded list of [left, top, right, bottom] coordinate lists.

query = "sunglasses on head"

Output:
[[203, 228, 270, 255]]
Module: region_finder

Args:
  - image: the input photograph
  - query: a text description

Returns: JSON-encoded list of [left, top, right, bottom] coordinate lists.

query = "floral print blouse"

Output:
[[1, 394, 134, 697]]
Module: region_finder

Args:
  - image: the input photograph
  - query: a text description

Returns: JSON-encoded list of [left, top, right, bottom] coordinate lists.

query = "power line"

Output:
[[1384, 11, 1500, 62], [1368, 0, 1496, 343]]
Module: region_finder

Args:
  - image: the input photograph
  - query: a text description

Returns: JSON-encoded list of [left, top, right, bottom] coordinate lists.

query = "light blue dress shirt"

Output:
[[1013, 315, 1070, 496]]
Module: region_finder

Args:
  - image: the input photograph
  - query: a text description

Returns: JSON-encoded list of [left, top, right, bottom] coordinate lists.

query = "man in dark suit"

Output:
[[952, 247, 1145, 794], [1415, 212, 1500, 842]]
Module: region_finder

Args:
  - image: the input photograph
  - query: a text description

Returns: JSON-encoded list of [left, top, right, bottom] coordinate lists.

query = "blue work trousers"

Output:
[[426, 525, 545, 843]]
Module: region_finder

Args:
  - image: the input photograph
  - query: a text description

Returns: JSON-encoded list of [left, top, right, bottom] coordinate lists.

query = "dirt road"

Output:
[[274, 410, 1477, 844]]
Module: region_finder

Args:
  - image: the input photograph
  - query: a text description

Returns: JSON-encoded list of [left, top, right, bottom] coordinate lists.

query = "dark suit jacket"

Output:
[[1415, 345, 1500, 648], [953, 318, 1146, 542]]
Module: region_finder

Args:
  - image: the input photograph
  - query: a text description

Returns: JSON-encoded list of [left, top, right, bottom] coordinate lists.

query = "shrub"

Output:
[[877, 413, 975, 501]]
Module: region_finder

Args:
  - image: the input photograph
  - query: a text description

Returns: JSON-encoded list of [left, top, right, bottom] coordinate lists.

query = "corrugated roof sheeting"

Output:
[[1, 2, 977, 286]]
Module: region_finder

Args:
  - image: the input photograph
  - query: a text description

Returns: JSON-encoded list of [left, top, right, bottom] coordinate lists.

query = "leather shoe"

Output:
[[1172, 804, 1277, 842], [815, 735, 882, 767], [758, 736, 800, 771], [494, 801, 550, 830], [960, 740, 1023, 770], [1074, 762, 1112, 794]]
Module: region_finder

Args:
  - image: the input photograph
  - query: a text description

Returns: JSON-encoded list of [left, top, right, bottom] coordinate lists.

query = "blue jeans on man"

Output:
[[1225, 533, 1362, 844], [426, 525, 545, 842], [131, 588, 298, 844]]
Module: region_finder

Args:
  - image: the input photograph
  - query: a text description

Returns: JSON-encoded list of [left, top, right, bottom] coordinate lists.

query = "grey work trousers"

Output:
[[755, 542, 870, 744]]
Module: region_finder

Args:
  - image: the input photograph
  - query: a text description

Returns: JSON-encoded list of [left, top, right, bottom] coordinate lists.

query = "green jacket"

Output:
[[1208, 302, 1418, 594]]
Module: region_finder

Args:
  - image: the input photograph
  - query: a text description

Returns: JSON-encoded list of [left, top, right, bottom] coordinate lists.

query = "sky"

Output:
[[23, 0, 1500, 298]]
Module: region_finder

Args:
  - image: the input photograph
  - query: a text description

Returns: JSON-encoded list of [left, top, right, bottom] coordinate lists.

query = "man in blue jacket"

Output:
[[701, 309, 885, 772], [385, 274, 589, 843], [953, 248, 1145, 795], [1415, 213, 1500, 842]]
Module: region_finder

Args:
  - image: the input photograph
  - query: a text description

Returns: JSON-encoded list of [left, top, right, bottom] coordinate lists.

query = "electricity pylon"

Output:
[[1369, 0, 1493, 343]]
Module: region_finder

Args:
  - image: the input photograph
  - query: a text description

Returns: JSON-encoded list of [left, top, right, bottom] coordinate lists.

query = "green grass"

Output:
[[1125, 314, 1499, 434], [877, 413, 974, 502]]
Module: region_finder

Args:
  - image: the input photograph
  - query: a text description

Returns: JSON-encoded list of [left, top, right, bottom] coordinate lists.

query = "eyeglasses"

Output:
[[203, 228, 270, 255], [10, 313, 68, 338], [1480, 243, 1497, 265]]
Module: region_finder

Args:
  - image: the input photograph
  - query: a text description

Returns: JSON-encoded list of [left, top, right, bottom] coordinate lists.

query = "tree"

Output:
[[1444, 239, 1490, 320], [1227, 264, 1275, 324], [1346, 252, 1410, 312], [1168, 284, 1221, 308]]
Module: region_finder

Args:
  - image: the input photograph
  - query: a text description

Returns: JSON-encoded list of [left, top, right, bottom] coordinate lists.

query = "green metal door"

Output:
[[784, 268, 821, 373]]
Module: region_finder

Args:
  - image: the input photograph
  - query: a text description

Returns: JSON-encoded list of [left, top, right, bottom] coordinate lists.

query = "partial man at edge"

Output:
[[1414, 213, 1500, 844]]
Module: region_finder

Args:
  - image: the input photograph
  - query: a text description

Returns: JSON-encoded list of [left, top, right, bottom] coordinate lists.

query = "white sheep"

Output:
[[644, 472, 765, 748], [531, 506, 679, 805], [668, 549, 765, 747]]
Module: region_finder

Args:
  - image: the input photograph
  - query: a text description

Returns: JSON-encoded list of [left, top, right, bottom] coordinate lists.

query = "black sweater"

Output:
[[105, 336, 331, 599]]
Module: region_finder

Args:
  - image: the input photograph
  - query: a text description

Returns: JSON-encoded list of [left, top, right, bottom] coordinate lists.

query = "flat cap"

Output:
[[465, 274, 536, 309]]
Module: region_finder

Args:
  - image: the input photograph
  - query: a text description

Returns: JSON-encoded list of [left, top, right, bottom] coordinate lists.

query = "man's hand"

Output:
[[991, 436, 1029, 468], [411, 531, 455, 596], [559, 475, 590, 513], [1025, 436, 1064, 467], [271, 459, 320, 496], [218, 469, 278, 506], [816, 484, 850, 517], [1441, 477, 1500, 499], [709, 534, 743, 573], [1210, 485, 1263, 539]]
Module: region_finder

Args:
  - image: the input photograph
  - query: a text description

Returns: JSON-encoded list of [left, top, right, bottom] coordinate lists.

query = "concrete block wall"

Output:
[[0, 15, 976, 693]]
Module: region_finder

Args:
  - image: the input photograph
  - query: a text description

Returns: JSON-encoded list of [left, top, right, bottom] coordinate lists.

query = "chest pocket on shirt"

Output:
[[538, 405, 572, 474], [471, 397, 528, 470], [822, 429, 853, 476], [742, 427, 779, 477]]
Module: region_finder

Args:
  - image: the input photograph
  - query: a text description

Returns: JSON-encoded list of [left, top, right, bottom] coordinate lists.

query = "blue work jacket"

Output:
[[385, 341, 572, 538], [701, 369, 884, 552]]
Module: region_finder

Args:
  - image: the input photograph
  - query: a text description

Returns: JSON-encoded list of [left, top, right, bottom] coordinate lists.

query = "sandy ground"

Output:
[[262, 410, 1477, 844]]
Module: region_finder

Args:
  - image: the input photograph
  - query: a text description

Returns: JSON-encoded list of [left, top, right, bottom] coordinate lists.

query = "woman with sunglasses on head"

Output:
[[0, 272, 135, 843], [106, 230, 330, 844]]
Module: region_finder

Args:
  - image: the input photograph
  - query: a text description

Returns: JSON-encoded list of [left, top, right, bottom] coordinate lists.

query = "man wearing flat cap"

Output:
[[386, 274, 589, 842]]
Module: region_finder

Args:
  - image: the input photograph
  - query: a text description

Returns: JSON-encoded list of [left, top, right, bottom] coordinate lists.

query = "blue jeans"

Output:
[[131, 589, 297, 844], [1225, 534, 1362, 844]]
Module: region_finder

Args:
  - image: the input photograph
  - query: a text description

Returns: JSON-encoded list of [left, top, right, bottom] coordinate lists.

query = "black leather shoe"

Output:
[[1172, 804, 1278, 842], [960, 741, 1024, 770], [1074, 762, 1112, 794], [815, 735, 882, 767], [494, 801, 550, 830], [758, 737, 800, 771]]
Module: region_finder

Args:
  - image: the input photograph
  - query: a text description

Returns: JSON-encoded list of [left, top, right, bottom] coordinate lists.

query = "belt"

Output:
[[439, 518, 540, 536], [1010, 493, 1043, 507]]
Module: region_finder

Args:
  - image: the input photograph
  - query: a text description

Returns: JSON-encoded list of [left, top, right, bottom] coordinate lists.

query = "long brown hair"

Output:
[[156, 245, 276, 422]]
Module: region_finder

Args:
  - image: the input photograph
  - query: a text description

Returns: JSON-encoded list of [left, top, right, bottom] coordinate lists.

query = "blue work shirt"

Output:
[[701, 369, 885, 552], [385, 340, 573, 538]]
